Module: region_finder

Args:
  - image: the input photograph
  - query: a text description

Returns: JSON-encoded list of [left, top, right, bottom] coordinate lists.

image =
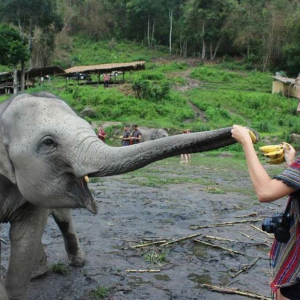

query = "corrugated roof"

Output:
[[272, 75, 295, 84], [25, 66, 65, 78], [65, 61, 146, 74]]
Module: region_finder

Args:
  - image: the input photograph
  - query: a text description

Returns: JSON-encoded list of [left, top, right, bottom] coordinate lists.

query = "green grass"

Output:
[[55, 37, 167, 68], [51, 263, 68, 275], [143, 249, 168, 265], [90, 287, 108, 299]]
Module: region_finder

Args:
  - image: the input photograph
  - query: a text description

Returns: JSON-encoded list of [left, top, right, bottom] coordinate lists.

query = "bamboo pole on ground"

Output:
[[201, 284, 272, 300], [231, 258, 259, 278], [193, 239, 244, 256], [190, 219, 262, 230]]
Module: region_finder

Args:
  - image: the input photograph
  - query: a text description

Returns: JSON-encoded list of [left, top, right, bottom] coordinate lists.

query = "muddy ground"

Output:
[[1, 154, 286, 300]]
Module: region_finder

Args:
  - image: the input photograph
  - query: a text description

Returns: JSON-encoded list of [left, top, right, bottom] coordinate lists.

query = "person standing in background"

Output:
[[103, 74, 110, 88], [131, 124, 142, 144], [121, 126, 131, 146], [97, 126, 106, 142], [180, 129, 191, 163]]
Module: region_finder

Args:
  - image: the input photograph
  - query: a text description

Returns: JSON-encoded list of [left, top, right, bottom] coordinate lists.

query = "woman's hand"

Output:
[[231, 125, 253, 147], [283, 143, 296, 167]]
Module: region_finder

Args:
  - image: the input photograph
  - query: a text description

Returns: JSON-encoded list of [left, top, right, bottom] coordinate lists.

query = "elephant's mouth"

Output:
[[73, 175, 97, 214]]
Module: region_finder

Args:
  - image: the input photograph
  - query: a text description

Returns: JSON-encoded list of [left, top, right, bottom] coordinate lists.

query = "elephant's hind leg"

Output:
[[52, 209, 85, 267]]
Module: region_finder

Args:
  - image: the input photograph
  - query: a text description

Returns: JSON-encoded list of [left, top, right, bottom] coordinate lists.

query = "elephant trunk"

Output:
[[86, 127, 236, 178]]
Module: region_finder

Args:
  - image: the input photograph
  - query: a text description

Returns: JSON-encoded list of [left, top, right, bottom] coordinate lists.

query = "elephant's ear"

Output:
[[151, 130, 159, 140], [0, 99, 16, 184], [0, 139, 16, 184]]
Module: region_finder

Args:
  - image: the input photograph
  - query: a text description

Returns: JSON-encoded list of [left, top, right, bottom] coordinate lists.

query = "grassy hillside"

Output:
[[1, 39, 299, 148]]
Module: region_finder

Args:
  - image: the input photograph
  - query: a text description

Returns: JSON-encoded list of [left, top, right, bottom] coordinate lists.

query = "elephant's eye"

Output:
[[43, 138, 56, 146], [38, 136, 58, 154]]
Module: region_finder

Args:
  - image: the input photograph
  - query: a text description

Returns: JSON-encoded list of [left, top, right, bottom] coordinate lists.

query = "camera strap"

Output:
[[283, 196, 293, 218]]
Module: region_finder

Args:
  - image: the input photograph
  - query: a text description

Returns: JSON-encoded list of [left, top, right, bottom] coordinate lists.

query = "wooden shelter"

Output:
[[272, 75, 298, 98], [24, 66, 65, 79], [64, 61, 146, 85], [0, 72, 13, 95], [0, 66, 66, 95]]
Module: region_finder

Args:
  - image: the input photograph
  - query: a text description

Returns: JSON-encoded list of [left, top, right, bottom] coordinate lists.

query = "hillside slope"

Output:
[[1, 39, 299, 146]]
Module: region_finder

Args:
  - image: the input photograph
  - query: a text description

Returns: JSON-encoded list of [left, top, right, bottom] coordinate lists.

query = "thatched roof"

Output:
[[65, 61, 146, 75], [25, 66, 66, 78]]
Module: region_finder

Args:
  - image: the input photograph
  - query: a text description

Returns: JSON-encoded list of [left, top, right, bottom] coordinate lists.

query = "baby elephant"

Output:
[[0, 92, 242, 299], [140, 127, 168, 142]]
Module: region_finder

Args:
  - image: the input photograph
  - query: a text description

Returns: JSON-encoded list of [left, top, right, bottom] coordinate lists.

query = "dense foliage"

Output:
[[0, 24, 29, 67], [1, 0, 300, 74]]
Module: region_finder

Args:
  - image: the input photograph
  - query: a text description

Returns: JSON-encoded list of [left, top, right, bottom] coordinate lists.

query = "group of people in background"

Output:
[[97, 124, 142, 146], [121, 124, 142, 146]]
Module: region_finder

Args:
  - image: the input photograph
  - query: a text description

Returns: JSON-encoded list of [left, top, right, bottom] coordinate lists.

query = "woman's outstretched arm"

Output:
[[231, 125, 296, 202]]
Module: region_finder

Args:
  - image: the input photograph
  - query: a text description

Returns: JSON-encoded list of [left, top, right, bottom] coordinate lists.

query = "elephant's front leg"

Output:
[[0, 282, 9, 300], [5, 206, 49, 300], [52, 209, 85, 267]]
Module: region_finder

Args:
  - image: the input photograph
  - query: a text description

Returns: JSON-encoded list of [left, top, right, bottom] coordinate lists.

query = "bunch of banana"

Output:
[[259, 143, 290, 164]]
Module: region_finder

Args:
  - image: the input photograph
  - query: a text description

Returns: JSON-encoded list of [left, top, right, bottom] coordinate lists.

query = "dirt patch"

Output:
[[1, 155, 283, 300]]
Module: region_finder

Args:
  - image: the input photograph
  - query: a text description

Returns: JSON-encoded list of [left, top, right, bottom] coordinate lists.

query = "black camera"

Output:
[[262, 212, 291, 243]]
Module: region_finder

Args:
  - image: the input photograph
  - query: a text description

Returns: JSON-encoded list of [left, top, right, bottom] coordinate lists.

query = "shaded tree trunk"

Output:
[[201, 22, 206, 60], [13, 69, 18, 95], [169, 8, 173, 55], [147, 15, 150, 47], [212, 37, 222, 60], [152, 19, 155, 46], [20, 61, 25, 92]]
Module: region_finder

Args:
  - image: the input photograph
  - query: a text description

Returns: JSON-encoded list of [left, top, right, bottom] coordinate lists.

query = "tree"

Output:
[[0, 24, 29, 94], [1, 0, 62, 90]]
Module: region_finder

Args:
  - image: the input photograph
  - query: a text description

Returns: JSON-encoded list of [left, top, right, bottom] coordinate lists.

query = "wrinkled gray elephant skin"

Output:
[[140, 127, 168, 142], [0, 93, 251, 300]]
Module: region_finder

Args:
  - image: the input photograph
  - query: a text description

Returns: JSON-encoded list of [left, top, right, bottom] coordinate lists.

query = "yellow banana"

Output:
[[248, 130, 258, 144], [267, 154, 285, 165], [259, 145, 283, 153], [264, 149, 284, 159]]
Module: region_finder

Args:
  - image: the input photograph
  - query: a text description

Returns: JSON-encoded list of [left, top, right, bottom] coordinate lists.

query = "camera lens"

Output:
[[262, 217, 274, 233]]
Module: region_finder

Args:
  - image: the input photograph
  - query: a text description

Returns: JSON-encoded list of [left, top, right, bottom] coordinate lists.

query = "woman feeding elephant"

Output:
[[231, 125, 300, 300]]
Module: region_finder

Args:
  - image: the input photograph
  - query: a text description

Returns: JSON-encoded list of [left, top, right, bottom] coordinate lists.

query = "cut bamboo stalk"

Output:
[[231, 258, 259, 278], [201, 284, 272, 300], [160, 233, 202, 247], [193, 239, 244, 255], [125, 269, 161, 273], [190, 224, 234, 230], [190, 219, 262, 230], [233, 204, 242, 210], [250, 224, 273, 238], [130, 240, 167, 249], [235, 212, 258, 218], [204, 235, 236, 242]]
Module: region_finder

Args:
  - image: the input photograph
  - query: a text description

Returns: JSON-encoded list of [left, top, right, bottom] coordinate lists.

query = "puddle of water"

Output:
[[154, 275, 170, 281], [128, 276, 150, 286], [188, 273, 212, 285], [192, 244, 208, 258], [188, 272, 230, 287]]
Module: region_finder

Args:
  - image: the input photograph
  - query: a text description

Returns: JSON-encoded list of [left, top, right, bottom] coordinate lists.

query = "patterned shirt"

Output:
[[270, 158, 300, 292]]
